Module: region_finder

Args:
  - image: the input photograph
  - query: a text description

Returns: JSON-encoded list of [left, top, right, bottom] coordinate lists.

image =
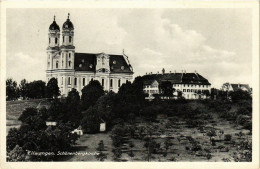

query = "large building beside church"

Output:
[[143, 70, 211, 99], [46, 14, 134, 96]]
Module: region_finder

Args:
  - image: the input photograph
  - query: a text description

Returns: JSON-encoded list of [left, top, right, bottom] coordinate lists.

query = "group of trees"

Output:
[[6, 78, 60, 100], [7, 107, 79, 161]]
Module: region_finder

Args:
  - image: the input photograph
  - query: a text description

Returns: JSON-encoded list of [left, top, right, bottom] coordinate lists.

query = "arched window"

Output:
[[69, 53, 71, 59], [69, 61, 71, 67], [69, 36, 72, 43], [56, 62, 58, 68], [68, 77, 71, 85], [83, 78, 85, 86], [102, 79, 104, 87], [110, 79, 113, 88], [74, 78, 77, 86], [55, 38, 58, 44]]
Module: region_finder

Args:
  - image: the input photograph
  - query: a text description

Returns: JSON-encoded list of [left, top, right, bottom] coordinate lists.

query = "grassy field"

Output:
[[6, 99, 45, 133], [6, 99, 251, 162], [63, 101, 251, 162]]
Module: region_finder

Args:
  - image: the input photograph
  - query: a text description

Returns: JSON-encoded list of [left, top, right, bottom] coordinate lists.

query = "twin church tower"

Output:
[[46, 14, 134, 96]]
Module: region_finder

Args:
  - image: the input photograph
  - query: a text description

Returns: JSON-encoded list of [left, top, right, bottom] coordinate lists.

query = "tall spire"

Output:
[[68, 13, 70, 19], [54, 15, 56, 21]]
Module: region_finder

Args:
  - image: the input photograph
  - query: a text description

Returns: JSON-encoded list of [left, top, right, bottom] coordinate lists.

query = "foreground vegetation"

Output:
[[6, 76, 252, 162]]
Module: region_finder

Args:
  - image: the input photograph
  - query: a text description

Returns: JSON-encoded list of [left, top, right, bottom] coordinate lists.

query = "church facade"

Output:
[[46, 14, 134, 96]]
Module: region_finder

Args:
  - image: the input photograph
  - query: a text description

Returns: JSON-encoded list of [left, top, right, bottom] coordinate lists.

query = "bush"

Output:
[[224, 134, 232, 141]]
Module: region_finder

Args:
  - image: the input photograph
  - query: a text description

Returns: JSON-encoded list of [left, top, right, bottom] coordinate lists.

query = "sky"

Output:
[[6, 8, 252, 88]]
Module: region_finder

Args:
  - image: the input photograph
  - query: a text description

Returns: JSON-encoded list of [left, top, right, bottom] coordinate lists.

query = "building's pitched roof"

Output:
[[74, 53, 133, 74], [142, 73, 211, 85], [230, 84, 251, 92]]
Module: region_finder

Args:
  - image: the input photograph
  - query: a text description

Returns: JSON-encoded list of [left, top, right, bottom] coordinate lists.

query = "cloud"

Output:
[[6, 9, 251, 88], [7, 52, 46, 83]]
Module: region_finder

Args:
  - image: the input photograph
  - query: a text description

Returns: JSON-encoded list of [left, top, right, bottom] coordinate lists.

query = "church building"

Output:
[[46, 14, 134, 96]]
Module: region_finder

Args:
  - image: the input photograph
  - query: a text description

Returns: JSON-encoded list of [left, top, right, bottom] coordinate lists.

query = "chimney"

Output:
[[162, 68, 165, 74]]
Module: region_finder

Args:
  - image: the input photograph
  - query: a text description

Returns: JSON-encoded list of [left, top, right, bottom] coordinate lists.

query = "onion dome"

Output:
[[62, 13, 74, 30], [49, 16, 60, 31]]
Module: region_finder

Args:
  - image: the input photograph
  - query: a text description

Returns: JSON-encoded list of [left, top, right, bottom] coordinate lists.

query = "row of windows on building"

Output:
[[59, 77, 127, 88], [48, 61, 72, 69], [182, 89, 209, 93], [144, 90, 159, 94], [49, 36, 73, 45], [173, 84, 210, 88]]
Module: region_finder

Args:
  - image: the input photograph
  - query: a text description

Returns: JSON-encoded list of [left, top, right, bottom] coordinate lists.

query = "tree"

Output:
[[128, 141, 135, 159], [229, 89, 251, 103], [19, 79, 29, 99], [207, 128, 217, 145], [95, 140, 107, 161], [163, 137, 172, 157], [81, 80, 104, 111], [64, 88, 82, 127], [81, 107, 100, 134], [45, 78, 60, 99], [159, 81, 174, 97], [7, 145, 27, 162], [221, 82, 230, 99], [26, 80, 46, 99], [6, 78, 19, 100], [94, 91, 117, 128]]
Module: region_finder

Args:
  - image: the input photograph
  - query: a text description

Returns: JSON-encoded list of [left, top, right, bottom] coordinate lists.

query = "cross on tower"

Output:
[[68, 13, 70, 19]]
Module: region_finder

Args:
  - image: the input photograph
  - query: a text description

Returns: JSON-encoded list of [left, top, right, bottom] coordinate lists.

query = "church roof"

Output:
[[74, 53, 133, 74], [49, 20, 60, 31], [142, 73, 211, 85]]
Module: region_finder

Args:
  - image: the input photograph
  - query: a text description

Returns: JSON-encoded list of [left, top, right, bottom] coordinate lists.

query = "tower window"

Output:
[[74, 78, 77, 86], [48, 62, 50, 68], [118, 79, 121, 87], [83, 78, 85, 86], [110, 79, 113, 88], [69, 61, 71, 67], [49, 38, 50, 44], [61, 77, 63, 85], [69, 36, 72, 43], [62, 61, 64, 67], [55, 38, 58, 44], [56, 62, 58, 68], [69, 53, 71, 59], [102, 79, 104, 87], [63, 36, 64, 43]]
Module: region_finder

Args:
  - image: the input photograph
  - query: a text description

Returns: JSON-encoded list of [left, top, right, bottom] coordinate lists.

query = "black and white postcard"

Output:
[[0, 1, 259, 169]]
